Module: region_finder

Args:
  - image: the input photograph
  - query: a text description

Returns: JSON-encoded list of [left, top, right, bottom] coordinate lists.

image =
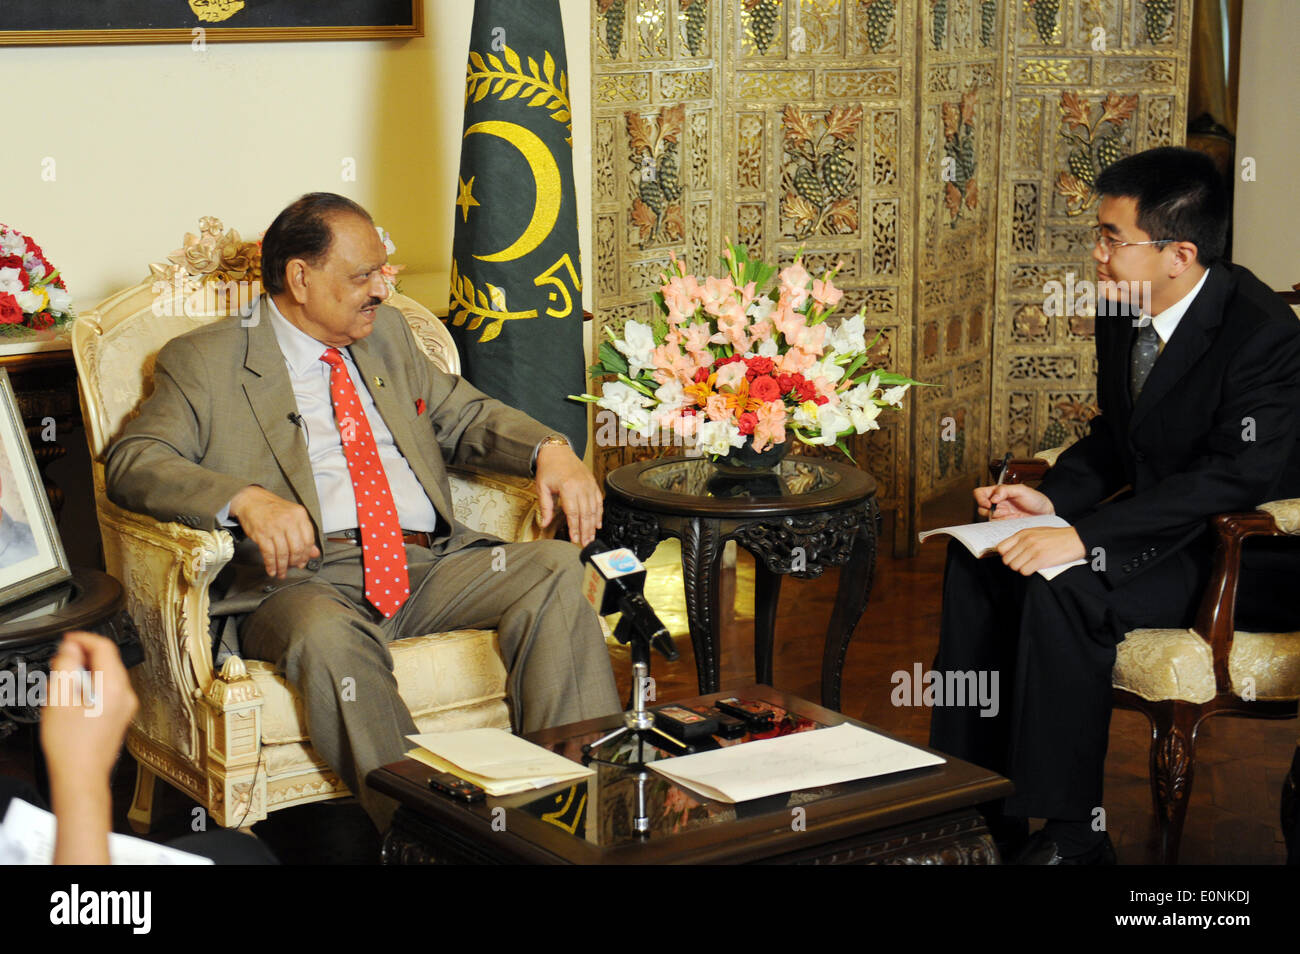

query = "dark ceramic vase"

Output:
[[710, 434, 793, 475]]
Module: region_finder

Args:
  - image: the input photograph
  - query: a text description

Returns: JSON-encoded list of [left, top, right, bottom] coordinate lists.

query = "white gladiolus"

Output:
[[756, 337, 780, 358], [613, 320, 658, 378], [746, 294, 776, 321], [880, 383, 911, 407], [696, 419, 745, 456], [597, 381, 656, 436], [0, 231, 25, 257], [808, 405, 852, 444], [0, 268, 22, 295], [791, 401, 819, 429], [654, 377, 687, 411], [826, 312, 867, 355], [13, 290, 45, 314]]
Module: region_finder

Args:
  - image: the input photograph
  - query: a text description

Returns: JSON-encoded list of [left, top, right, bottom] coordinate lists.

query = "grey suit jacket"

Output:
[[105, 298, 554, 615]]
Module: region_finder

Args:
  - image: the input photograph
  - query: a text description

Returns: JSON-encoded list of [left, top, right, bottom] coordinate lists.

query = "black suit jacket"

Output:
[[1038, 262, 1300, 590]]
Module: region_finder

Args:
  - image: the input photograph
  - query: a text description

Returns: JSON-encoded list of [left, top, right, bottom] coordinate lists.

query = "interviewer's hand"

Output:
[[535, 444, 602, 547], [41, 631, 137, 865], [975, 482, 1055, 520], [997, 526, 1086, 576], [229, 484, 320, 579]]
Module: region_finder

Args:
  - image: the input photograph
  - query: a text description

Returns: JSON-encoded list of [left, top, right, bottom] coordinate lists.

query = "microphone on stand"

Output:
[[579, 539, 678, 661]]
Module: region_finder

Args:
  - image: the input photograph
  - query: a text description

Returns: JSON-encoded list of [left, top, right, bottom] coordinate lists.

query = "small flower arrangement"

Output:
[[0, 224, 75, 335], [574, 243, 923, 462]]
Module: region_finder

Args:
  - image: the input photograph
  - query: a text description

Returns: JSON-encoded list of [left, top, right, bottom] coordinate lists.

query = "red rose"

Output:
[[750, 375, 782, 403], [28, 311, 54, 330], [0, 294, 23, 325], [693, 367, 710, 384], [745, 356, 774, 379], [737, 411, 757, 436], [713, 354, 742, 368], [777, 373, 795, 394], [795, 380, 818, 402], [0, 255, 22, 272]]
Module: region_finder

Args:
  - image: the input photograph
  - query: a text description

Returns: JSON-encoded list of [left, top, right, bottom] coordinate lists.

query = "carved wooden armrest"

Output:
[[987, 456, 1054, 484], [1196, 508, 1297, 688]]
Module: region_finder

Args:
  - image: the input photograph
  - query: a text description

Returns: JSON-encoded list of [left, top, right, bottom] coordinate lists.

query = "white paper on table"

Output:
[[647, 723, 945, 804], [407, 727, 593, 784], [0, 798, 213, 865]]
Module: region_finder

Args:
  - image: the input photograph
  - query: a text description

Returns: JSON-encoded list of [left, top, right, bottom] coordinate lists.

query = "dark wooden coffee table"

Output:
[[368, 685, 1011, 865]]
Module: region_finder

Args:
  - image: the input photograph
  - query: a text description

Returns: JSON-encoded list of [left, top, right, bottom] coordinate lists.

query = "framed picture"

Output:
[[0, 1, 422, 46], [0, 370, 70, 607]]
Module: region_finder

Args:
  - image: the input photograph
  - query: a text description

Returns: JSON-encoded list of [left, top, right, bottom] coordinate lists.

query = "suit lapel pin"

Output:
[[373, 376, 385, 388]]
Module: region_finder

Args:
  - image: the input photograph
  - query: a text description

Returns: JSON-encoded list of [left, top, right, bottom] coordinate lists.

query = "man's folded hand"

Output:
[[229, 485, 320, 579]]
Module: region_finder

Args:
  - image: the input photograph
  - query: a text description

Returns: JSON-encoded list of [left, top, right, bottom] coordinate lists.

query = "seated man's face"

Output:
[[1092, 195, 1170, 312], [299, 213, 391, 347]]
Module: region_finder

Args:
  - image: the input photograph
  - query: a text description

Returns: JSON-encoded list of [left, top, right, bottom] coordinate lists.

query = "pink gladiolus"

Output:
[[777, 347, 819, 374], [705, 394, 731, 422], [811, 278, 843, 309], [752, 401, 788, 453], [681, 322, 712, 355], [749, 317, 774, 341], [778, 262, 812, 309], [652, 343, 697, 384], [713, 361, 748, 391]]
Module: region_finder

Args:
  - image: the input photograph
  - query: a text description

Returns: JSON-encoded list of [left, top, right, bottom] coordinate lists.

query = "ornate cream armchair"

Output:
[[73, 284, 550, 831]]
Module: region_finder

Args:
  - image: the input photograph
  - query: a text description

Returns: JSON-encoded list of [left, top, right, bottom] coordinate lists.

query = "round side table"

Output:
[[603, 456, 878, 711], [0, 567, 141, 739]]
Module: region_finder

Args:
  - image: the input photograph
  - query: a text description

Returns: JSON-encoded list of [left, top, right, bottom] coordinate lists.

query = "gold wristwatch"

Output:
[[531, 434, 571, 474]]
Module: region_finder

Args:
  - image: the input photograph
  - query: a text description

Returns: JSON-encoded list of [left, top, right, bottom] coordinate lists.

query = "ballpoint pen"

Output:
[[988, 451, 1012, 518]]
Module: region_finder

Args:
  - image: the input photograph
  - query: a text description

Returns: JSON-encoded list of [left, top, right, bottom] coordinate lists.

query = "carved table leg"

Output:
[[822, 498, 878, 711], [680, 517, 725, 694], [753, 561, 782, 686]]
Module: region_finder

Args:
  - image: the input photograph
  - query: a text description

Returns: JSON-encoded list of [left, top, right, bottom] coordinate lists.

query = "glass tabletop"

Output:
[[496, 702, 833, 848], [634, 457, 843, 502]]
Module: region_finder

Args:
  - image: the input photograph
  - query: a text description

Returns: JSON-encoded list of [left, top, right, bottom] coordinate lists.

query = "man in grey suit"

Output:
[[106, 193, 620, 829]]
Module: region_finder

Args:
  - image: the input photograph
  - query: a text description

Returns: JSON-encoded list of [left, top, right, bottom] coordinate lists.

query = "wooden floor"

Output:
[[2, 482, 1294, 864]]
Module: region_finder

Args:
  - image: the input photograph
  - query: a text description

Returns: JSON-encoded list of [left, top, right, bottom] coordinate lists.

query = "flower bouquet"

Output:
[[573, 243, 924, 470], [0, 224, 75, 337]]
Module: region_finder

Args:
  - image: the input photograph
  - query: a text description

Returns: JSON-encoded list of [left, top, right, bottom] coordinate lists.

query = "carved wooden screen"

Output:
[[590, 0, 1191, 551], [992, 0, 1191, 458]]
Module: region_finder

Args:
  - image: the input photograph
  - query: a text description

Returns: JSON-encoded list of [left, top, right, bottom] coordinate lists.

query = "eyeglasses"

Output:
[[1091, 225, 1173, 258]]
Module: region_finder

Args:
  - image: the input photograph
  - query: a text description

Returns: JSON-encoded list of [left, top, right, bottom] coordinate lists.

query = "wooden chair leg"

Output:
[[1283, 742, 1299, 866], [127, 757, 157, 834], [1147, 701, 1201, 864]]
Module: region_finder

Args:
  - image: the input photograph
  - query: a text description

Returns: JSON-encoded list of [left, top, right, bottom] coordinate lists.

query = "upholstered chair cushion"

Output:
[[1114, 628, 1300, 704]]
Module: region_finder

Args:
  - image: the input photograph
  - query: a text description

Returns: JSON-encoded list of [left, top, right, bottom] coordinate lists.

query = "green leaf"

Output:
[[843, 353, 870, 379], [598, 340, 629, 375], [652, 316, 669, 345], [835, 438, 858, 465], [651, 290, 667, 315]]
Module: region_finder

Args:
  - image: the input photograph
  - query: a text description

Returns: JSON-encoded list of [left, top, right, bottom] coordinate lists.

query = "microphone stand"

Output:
[[581, 614, 688, 806]]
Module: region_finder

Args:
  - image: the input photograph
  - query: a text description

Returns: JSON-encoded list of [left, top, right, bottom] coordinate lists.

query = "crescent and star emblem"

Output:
[[461, 120, 562, 263]]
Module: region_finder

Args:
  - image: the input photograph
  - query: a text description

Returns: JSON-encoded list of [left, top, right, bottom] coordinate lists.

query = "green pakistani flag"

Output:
[[448, 0, 586, 455]]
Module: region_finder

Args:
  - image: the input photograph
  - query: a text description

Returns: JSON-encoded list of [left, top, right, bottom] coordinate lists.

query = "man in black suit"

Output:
[[930, 147, 1300, 863]]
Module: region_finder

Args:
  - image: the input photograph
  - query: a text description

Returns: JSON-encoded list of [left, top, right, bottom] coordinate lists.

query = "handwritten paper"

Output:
[[0, 798, 212, 865], [647, 723, 945, 803]]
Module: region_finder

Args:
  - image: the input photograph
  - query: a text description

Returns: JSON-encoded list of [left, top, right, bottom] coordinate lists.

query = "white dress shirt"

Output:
[[1143, 267, 1210, 350], [234, 297, 440, 534]]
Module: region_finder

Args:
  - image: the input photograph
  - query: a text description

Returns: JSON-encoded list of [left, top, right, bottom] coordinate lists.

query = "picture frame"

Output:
[[0, 1, 422, 46], [0, 370, 71, 608]]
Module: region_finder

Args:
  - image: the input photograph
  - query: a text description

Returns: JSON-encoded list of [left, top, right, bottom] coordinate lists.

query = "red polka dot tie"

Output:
[[320, 348, 409, 618]]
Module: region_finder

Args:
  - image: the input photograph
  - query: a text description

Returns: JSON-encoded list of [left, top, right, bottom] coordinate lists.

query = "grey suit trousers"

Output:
[[239, 537, 620, 830]]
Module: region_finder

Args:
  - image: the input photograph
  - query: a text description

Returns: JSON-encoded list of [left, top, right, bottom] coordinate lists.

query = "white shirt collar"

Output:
[[263, 295, 341, 377], [1145, 268, 1210, 344]]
